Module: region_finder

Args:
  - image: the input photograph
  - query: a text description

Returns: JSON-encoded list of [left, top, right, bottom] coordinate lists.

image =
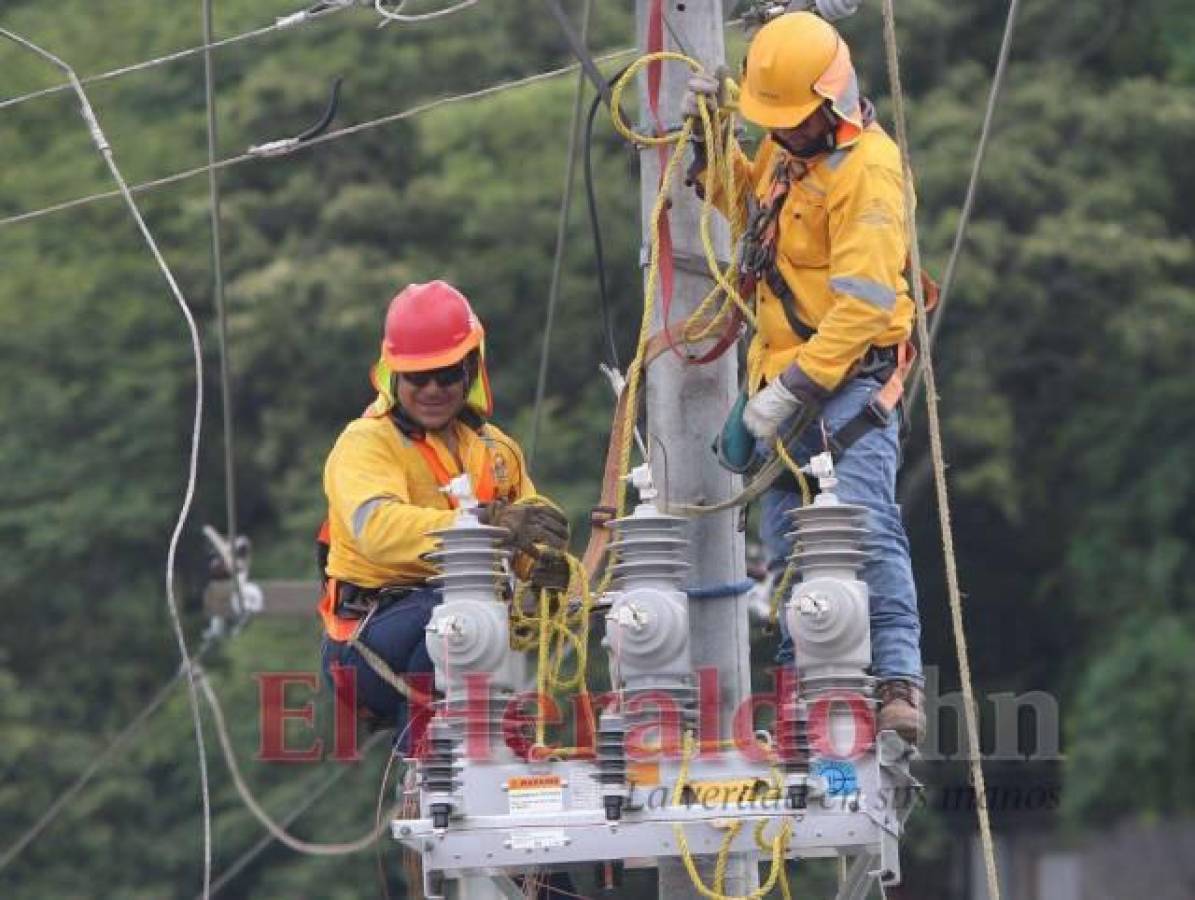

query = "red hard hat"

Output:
[[381, 281, 484, 372]]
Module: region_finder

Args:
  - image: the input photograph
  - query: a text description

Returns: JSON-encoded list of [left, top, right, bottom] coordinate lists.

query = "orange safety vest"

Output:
[[317, 433, 499, 641]]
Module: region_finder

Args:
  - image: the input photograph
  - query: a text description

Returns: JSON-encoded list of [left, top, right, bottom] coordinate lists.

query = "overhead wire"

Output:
[[197, 669, 405, 856], [878, 1, 1001, 898], [374, 0, 480, 24], [0, 1, 358, 114], [0, 46, 639, 230], [528, 0, 593, 466], [202, 0, 243, 616], [904, 0, 1024, 420], [0, 25, 216, 897], [0, 653, 197, 873], [204, 731, 392, 898], [582, 61, 632, 372]]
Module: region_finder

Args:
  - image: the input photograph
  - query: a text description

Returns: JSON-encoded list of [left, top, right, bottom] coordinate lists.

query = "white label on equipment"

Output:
[[570, 774, 602, 810], [507, 775, 564, 814], [509, 829, 568, 850]]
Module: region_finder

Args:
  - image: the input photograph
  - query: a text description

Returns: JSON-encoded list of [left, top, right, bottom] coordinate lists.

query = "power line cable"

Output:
[[0, 1, 358, 114], [0, 657, 195, 873], [197, 670, 406, 856], [904, 0, 1023, 420], [582, 63, 632, 373], [528, 0, 593, 465], [205, 731, 392, 898], [0, 26, 215, 898], [202, 0, 243, 617], [374, 0, 480, 24], [0, 46, 639, 230]]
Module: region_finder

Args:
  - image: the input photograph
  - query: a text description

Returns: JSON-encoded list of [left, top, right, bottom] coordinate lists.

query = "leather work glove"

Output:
[[479, 500, 570, 554], [527, 549, 571, 592], [682, 72, 721, 120], [742, 364, 830, 442]]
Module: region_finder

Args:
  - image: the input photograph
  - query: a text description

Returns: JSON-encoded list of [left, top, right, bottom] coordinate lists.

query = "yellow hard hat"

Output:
[[739, 12, 842, 130]]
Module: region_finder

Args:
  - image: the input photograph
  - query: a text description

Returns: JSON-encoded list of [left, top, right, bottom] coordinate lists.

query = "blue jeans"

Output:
[[321, 586, 441, 748], [761, 375, 923, 685]]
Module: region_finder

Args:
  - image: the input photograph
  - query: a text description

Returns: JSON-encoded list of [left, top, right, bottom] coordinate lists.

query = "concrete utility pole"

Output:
[[633, 2, 758, 896]]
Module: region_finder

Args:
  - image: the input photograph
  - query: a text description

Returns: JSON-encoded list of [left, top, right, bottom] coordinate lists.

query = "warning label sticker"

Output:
[[507, 775, 564, 814]]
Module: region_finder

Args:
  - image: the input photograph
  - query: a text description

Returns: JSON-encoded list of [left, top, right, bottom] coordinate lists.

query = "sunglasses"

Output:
[[399, 364, 468, 388]]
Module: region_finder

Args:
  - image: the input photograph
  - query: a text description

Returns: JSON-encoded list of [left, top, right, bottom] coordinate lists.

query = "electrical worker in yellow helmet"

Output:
[[318, 281, 570, 743], [685, 11, 925, 742]]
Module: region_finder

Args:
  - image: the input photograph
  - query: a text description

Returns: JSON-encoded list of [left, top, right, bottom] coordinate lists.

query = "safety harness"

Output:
[[738, 144, 939, 465]]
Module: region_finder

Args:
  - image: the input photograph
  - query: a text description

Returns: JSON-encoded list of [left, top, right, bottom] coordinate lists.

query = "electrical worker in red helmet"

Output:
[[318, 280, 570, 742]]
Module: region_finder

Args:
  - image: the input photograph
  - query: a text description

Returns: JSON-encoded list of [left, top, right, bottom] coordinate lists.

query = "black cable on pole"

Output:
[[202, 0, 243, 617], [528, 0, 594, 465], [582, 63, 634, 373]]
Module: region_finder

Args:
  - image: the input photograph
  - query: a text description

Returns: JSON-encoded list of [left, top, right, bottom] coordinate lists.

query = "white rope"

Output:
[[374, 0, 479, 24], [204, 732, 392, 898], [0, 45, 639, 230], [197, 671, 406, 856], [0, 25, 214, 897], [878, 2, 1001, 899], [0, 2, 355, 113]]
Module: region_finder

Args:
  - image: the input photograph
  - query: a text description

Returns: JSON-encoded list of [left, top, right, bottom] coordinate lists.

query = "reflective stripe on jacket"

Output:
[[319, 415, 532, 639], [713, 125, 914, 391]]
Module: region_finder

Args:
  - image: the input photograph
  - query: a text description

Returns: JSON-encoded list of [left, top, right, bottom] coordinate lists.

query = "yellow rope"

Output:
[[880, 1, 999, 898], [764, 439, 812, 630], [670, 732, 792, 900], [509, 542, 596, 753], [597, 52, 758, 597]]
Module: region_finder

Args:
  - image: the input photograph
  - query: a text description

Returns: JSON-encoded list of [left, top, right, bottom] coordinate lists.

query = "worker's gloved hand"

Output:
[[681, 68, 734, 121], [742, 364, 829, 441], [527, 549, 571, 592], [480, 500, 570, 553]]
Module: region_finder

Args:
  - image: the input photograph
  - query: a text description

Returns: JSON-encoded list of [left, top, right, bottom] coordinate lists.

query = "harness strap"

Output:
[[410, 435, 498, 507]]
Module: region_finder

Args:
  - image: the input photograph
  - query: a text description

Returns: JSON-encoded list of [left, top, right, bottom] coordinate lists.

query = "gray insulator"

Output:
[[425, 519, 509, 600], [785, 501, 869, 579], [607, 507, 690, 590], [777, 697, 812, 808], [619, 681, 700, 732], [596, 712, 628, 820], [420, 717, 463, 811]]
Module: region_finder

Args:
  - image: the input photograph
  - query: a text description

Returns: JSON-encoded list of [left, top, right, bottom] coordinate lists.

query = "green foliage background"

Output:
[[1, 0, 1194, 896]]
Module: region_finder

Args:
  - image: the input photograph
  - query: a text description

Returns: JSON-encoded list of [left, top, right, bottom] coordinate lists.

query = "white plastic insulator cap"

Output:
[[443, 473, 479, 510], [628, 464, 658, 502], [239, 579, 264, 615]]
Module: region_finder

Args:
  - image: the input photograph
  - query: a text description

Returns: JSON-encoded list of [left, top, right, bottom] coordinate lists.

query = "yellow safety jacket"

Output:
[[320, 412, 533, 639], [714, 125, 914, 392]]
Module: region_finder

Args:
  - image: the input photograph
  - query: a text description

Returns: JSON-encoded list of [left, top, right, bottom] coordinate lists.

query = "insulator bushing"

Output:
[[419, 716, 463, 820], [785, 501, 869, 580], [777, 697, 811, 809], [595, 712, 628, 821], [607, 506, 690, 590], [425, 516, 509, 601]]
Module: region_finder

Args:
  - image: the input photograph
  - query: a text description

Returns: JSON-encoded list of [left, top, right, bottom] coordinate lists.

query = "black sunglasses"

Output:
[[400, 364, 468, 388]]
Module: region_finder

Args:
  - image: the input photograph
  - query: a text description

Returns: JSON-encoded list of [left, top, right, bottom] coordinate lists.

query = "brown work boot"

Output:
[[876, 679, 926, 745]]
